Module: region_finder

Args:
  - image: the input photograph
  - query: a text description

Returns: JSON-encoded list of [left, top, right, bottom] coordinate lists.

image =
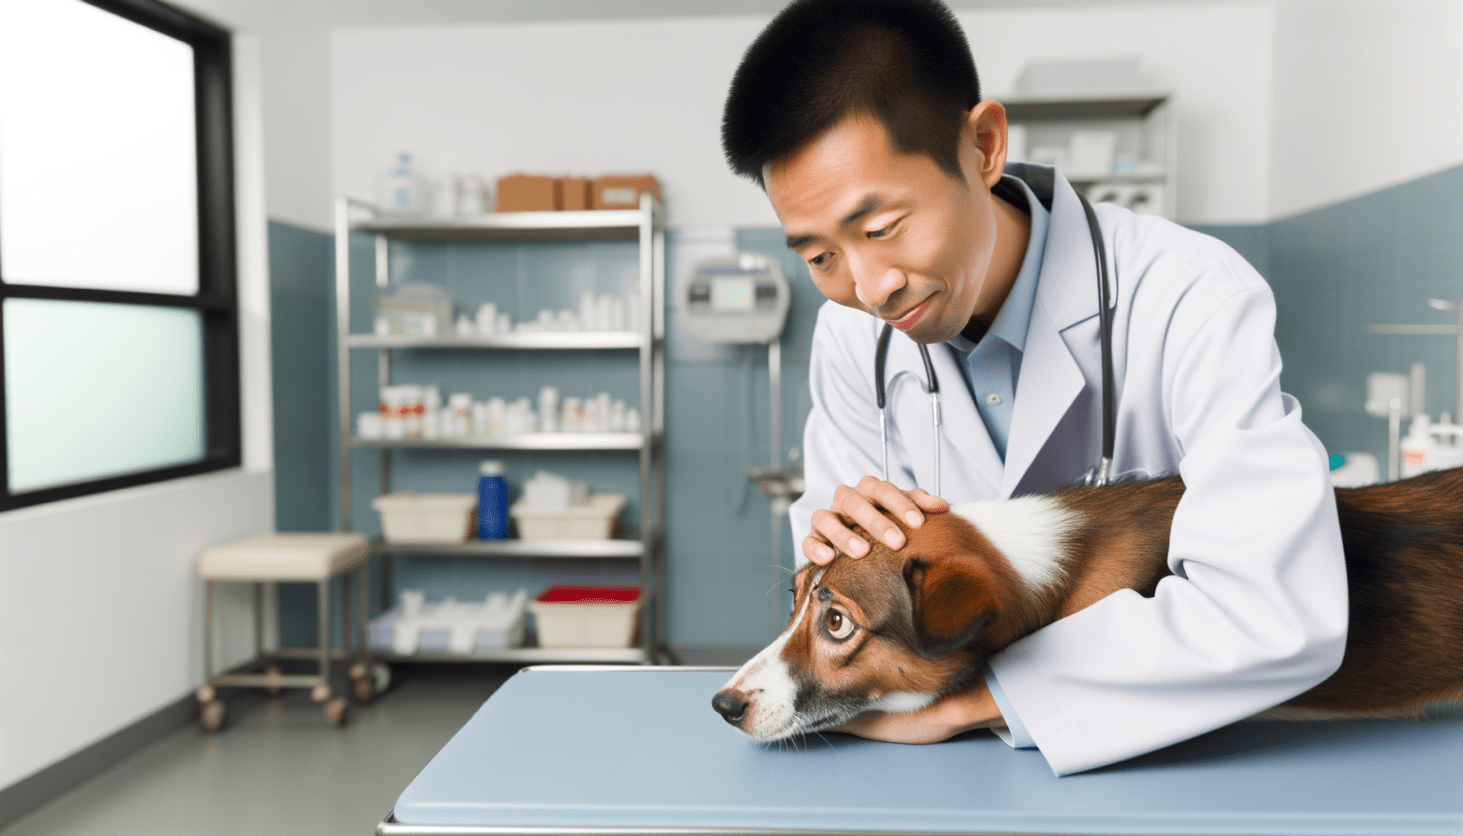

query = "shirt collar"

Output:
[[948, 173, 1050, 354]]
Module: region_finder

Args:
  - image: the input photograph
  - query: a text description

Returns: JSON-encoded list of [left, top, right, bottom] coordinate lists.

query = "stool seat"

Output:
[[199, 533, 370, 581]]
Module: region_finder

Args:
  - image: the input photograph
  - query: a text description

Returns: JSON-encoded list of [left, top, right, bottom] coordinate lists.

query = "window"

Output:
[[0, 0, 238, 511]]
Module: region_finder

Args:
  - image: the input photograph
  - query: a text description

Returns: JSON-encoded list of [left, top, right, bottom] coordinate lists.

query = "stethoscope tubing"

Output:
[[875, 190, 1115, 492]]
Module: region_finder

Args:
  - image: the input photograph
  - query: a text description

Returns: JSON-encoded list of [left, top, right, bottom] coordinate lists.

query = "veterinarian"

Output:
[[722, 0, 1348, 775]]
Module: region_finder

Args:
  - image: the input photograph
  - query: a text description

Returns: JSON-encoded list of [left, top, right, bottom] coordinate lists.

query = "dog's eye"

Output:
[[826, 608, 856, 640]]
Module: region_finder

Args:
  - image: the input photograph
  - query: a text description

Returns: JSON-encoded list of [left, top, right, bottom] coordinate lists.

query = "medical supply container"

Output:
[[510, 492, 625, 540], [370, 589, 529, 654], [528, 586, 641, 648], [374, 283, 453, 337], [372, 492, 477, 542], [477, 460, 509, 540], [377, 152, 428, 215]]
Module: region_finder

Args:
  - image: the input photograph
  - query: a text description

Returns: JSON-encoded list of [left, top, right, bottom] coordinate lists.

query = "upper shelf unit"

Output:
[[1000, 91, 1176, 219], [348, 332, 645, 351], [353, 208, 650, 243]]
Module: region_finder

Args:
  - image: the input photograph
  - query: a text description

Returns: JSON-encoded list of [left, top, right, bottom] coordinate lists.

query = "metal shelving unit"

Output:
[[334, 194, 667, 666]]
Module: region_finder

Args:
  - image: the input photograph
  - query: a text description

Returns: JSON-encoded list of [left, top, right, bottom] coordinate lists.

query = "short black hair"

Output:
[[722, 0, 980, 188]]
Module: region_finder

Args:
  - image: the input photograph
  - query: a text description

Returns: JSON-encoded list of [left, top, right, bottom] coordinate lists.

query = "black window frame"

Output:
[[0, 0, 239, 512]]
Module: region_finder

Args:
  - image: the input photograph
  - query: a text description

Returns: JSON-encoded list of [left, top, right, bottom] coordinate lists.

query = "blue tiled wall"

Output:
[[269, 162, 1463, 649], [1194, 163, 1463, 468]]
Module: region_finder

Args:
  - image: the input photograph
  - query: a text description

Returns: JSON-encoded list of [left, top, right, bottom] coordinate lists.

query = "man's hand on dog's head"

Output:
[[804, 475, 949, 565]]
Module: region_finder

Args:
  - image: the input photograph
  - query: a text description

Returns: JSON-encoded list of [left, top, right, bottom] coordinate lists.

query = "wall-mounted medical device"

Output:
[[683, 253, 790, 344]]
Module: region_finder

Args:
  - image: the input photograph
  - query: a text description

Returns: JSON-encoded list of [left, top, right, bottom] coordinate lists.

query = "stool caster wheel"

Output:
[[325, 697, 349, 727], [263, 664, 283, 697], [200, 699, 226, 733], [351, 662, 391, 704]]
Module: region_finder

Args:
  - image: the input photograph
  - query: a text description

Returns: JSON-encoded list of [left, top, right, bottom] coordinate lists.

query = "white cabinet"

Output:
[[333, 195, 667, 664]]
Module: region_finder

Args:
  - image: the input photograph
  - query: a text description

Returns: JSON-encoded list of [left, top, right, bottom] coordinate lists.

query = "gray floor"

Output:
[[3, 665, 518, 836]]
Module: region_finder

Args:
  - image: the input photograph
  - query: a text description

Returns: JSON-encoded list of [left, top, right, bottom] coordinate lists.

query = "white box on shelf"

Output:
[[371, 491, 477, 542], [529, 586, 641, 648], [510, 492, 626, 540]]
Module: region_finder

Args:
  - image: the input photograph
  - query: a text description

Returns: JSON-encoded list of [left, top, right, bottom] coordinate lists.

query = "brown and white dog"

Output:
[[712, 468, 1463, 741]]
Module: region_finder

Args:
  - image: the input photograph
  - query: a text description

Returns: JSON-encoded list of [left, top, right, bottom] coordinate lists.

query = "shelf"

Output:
[[1067, 171, 1167, 185], [374, 538, 643, 558], [1001, 91, 1169, 121], [349, 332, 644, 350], [373, 646, 649, 664], [351, 433, 646, 451], [353, 208, 650, 243]]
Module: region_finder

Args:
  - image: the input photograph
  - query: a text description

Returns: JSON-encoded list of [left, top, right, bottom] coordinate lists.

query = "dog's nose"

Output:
[[712, 690, 748, 725]]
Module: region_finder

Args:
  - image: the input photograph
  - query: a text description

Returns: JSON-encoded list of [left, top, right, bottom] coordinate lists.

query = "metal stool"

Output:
[[196, 532, 386, 731]]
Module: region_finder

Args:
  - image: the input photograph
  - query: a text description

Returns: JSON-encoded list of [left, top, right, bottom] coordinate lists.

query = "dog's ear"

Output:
[[903, 554, 998, 659]]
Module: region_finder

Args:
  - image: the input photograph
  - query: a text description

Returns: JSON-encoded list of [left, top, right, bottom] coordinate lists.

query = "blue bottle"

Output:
[[477, 460, 509, 539]]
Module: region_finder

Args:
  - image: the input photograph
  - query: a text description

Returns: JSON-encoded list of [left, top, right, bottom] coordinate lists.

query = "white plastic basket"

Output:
[[371, 491, 477, 543], [529, 586, 641, 648], [510, 493, 626, 541]]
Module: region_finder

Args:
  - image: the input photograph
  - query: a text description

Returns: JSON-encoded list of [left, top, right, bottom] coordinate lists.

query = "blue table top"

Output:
[[389, 667, 1463, 835]]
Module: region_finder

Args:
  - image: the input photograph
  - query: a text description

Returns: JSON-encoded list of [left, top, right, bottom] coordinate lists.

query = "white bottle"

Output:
[[1401, 414, 1437, 478], [448, 393, 473, 438], [539, 386, 560, 433], [378, 153, 428, 215]]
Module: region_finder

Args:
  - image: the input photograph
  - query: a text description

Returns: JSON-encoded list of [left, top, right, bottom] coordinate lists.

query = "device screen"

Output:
[[711, 276, 755, 312]]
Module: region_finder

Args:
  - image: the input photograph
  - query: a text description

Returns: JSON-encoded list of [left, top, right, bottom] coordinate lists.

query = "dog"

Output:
[[712, 467, 1463, 741]]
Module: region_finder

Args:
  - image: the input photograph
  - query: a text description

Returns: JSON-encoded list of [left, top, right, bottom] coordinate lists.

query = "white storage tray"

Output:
[[510, 493, 626, 541], [371, 491, 477, 543], [369, 591, 528, 654]]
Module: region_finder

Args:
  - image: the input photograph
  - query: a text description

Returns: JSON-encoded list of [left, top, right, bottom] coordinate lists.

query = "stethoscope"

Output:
[[874, 190, 1116, 493]]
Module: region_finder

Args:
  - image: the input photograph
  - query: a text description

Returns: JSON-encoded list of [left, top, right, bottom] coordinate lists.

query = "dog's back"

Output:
[[1289, 467, 1463, 714]]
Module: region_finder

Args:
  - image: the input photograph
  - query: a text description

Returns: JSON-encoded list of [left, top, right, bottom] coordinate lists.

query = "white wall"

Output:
[[223, 0, 1463, 230], [966, 3, 1273, 224], [329, 6, 1276, 226], [0, 33, 275, 791], [1270, 0, 1463, 218], [257, 25, 334, 231]]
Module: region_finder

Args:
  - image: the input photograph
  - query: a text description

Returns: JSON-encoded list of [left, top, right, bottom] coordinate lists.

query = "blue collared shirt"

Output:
[[945, 175, 1050, 462]]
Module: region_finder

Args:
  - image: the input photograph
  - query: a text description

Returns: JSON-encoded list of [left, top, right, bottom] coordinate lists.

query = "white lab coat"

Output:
[[788, 164, 1348, 776]]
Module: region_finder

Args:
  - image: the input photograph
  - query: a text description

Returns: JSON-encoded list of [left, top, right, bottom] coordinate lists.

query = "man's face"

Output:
[[766, 108, 1006, 344]]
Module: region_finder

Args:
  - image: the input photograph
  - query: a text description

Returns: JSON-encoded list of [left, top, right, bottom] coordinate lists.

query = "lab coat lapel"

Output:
[[1001, 170, 1103, 496], [885, 331, 1003, 498]]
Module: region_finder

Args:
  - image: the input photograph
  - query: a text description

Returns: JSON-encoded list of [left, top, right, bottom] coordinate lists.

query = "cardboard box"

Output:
[[591, 175, 661, 210], [496, 174, 561, 212], [560, 177, 591, 211]]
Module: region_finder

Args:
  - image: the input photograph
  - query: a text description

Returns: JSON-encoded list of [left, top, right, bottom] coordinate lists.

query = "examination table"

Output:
[[379, 666, 1463, 835]]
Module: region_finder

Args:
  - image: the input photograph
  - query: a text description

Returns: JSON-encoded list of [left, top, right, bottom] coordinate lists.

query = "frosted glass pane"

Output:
[[0, 0, 198, 295], [4, 299, 204, 493]]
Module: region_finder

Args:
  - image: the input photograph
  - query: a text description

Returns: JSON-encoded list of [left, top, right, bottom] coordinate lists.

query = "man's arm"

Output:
[[988, 285, 1348, 776], [831, 679, 1004, 744]]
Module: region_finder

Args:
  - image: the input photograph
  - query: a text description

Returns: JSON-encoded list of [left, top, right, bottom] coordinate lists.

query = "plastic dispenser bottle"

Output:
[[1400, 414, 1436, 478], [477, 460, 509, 540], [379, 153, 427, 215]]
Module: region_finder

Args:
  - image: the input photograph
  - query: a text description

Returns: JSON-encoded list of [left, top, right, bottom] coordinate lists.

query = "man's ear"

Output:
[[903, 554, 998, 659]]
